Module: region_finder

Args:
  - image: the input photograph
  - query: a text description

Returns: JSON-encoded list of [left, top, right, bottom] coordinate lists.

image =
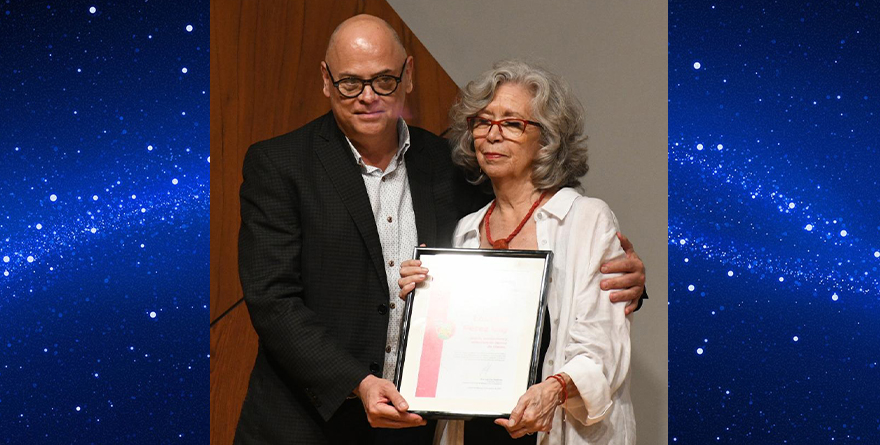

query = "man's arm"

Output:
[[599, 232, 647, 315], [238, 144, 366, 421], [239, 143, 424, 428]]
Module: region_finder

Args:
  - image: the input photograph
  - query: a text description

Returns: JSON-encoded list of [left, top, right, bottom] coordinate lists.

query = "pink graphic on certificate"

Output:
[[415, 287, 452, 398]]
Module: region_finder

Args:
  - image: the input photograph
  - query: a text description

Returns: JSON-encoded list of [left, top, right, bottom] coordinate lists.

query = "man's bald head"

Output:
[[320, 14, 413, 152], [325, 14, 406, 64]]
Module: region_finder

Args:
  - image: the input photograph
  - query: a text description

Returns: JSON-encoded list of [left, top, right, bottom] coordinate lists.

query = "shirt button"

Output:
[[390, 302, 396, 310], [541, 240, 548, 245], [385, 345, 392, 353], [381, 176, 386, 182], [388, 260, 395, 267], [549, 359, 554, 366], [387, 216, 393, 223], [377, 303, 388, 315]]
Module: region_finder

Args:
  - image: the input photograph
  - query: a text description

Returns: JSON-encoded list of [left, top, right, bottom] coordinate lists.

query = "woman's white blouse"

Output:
[[449, 187, 635, 445]]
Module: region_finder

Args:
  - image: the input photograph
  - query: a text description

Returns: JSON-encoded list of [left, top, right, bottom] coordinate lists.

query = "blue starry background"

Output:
[[1, 1, 208, 443], [669, 1, 879, 443]]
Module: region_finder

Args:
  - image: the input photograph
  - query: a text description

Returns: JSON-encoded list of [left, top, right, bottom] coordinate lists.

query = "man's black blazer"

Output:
[[234, 112, 485, 444]]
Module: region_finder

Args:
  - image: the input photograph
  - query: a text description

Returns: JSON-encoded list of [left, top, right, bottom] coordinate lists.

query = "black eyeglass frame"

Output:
[[324, 59, 408, 98], [466, 116, 544, 138]]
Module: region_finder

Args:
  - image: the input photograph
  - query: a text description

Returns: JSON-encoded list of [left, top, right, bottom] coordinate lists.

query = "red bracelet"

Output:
[[545, 374, 567, 405]]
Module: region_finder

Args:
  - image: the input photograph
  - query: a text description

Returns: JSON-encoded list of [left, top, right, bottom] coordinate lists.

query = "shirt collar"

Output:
[[539, 187, 580, 220], [454, 187, 581, 242], [346, 118, 411, 171]]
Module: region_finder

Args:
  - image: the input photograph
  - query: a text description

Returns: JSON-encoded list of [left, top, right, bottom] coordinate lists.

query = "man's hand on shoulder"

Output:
[[354, 374, 426, 429], [600, 232, 646, 315]]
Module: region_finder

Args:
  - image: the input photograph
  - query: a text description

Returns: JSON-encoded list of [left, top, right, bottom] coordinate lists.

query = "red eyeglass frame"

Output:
[[466, 116, 543, 136]]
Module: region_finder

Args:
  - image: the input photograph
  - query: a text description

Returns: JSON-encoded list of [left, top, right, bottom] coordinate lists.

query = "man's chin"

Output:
[[351, 119, 392, 135]]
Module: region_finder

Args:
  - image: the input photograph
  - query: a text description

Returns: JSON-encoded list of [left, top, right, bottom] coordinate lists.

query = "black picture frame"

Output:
[[394, 247, 553, 419]]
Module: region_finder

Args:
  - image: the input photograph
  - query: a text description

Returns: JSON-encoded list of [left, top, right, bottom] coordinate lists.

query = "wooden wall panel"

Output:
[[210, 1, 461, 443], [209, 304, 258, 445]]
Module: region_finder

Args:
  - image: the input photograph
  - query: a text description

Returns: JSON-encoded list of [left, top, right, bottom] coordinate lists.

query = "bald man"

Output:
[[235, 15, 646, 444]]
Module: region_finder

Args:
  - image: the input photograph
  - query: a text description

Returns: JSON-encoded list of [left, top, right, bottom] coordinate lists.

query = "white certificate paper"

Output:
[[395, 248, 552, 418]]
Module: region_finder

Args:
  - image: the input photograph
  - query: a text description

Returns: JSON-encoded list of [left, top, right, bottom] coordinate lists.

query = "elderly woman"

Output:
[[399, 60, 635, 444]]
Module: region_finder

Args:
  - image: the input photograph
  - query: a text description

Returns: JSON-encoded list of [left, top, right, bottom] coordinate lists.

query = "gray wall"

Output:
[[387, 1, 668, 442]]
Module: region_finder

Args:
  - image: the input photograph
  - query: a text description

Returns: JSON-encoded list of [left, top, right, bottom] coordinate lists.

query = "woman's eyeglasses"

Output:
[[467, 117, 543, 138]]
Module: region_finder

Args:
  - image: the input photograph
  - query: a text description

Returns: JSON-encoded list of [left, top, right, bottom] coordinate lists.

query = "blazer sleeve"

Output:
[[555, 200, 632, 426], [238, 143, 366, 421]]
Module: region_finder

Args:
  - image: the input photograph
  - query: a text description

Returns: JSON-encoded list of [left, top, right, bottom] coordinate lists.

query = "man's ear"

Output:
[[320, 61, 332, 98], [404, 56, 414, 94]]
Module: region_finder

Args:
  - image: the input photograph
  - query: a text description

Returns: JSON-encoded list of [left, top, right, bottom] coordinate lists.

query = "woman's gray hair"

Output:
[[449, 59, 589, 190]]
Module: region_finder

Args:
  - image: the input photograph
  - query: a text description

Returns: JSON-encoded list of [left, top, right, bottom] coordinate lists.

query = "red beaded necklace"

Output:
[[484, 190, 549, 249]]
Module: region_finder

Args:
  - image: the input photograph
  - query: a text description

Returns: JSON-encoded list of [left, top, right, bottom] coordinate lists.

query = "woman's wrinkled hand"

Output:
[[493, 379, 561, 438], [397, 259, 428, 300]]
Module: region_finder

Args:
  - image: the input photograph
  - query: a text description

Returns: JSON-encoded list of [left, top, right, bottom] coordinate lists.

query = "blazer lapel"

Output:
[[313, 113, 387, 285], [405, 137, 437, 247]]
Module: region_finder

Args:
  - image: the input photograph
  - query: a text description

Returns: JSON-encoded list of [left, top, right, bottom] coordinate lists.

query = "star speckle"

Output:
[[2, 2, 208, 441], [670, 1, 879, 442]]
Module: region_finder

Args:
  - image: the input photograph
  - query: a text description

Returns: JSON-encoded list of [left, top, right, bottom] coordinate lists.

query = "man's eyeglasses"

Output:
[[466, 117, 543, 138], [324, 60, 407, 98]]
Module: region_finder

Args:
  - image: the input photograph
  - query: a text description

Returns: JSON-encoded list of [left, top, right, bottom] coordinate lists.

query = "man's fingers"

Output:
[[601, 272, 644, 291], [400, 259, 421, 268], [367, 401, 424, 426], [609, 288, 641, 303], [398, 274, 427, 288], [384, 412, 425, 426], [616, 232, 634, 253], [385, 389, 410, 412], [399, 266, 428, 278], [398, 283, 414, 300], [371, 401, 404, 418], [368, 412, 426, 428], [600, 258, 638, 275], [625, 298, 638, 315]]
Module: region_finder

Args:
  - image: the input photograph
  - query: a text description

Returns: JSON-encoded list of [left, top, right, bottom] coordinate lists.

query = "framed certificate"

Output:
[[394, 247, 553, 419]]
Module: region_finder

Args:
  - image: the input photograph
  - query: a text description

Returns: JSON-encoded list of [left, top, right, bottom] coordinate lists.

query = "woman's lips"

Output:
[[482, 152, 505, 160]]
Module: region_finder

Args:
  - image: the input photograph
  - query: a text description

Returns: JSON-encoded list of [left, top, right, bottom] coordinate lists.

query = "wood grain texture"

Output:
[[210, 303, 258, 445], [211, 1, 460, 443]]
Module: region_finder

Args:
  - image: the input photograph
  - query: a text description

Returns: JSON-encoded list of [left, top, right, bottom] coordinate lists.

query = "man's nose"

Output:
[[359, 83, 378, 103]]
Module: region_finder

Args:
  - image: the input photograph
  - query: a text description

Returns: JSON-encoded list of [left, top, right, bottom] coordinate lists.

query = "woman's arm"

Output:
[[556, 200, 632, 426]]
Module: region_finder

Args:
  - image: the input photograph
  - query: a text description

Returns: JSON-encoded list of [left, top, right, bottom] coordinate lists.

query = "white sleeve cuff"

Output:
[[558, 355, 614, 425]]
